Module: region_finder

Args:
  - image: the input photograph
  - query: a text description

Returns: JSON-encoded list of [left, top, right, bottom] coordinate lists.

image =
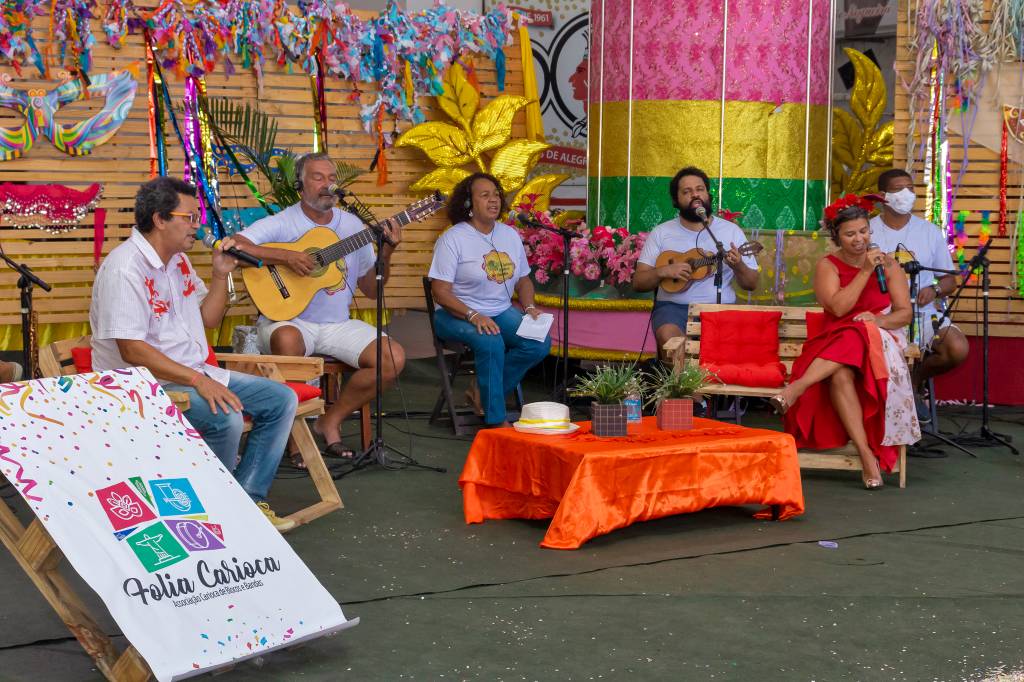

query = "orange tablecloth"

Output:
[[459, 417, 804, 549]]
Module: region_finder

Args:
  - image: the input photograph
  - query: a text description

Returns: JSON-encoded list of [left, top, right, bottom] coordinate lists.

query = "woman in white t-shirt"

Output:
[[428, 173, 551, 427]]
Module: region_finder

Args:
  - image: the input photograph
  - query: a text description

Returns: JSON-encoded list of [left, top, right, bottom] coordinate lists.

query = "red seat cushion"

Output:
[[285, 382, 322, 402], [698, 310, 787, 387], [71, 346, 93, 373]]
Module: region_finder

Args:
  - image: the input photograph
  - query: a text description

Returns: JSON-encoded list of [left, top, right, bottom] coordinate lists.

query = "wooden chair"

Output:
[[422, 277, 524, 435], [664, 303, 920, 488], [38, 336, 343, 523], [0, 497, 152, 680]]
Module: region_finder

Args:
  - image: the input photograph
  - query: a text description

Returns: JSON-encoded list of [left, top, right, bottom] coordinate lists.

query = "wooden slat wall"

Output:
[[894, 0, 1024, 338], [0, 8, 525, 328]]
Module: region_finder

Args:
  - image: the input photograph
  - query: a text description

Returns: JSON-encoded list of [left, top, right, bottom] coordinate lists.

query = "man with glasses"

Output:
[[89, 176, 299, 532]]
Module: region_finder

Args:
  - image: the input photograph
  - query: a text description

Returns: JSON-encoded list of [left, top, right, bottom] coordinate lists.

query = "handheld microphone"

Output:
[[196, 228, 263, 268], [868, 242, 887, 294]]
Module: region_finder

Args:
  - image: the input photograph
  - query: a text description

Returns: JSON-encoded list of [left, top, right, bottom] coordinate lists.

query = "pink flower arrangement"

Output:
[[510, 202, 647, 289]]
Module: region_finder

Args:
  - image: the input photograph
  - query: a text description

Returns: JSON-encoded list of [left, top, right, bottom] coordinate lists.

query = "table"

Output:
[[459, 417, 804, 549]]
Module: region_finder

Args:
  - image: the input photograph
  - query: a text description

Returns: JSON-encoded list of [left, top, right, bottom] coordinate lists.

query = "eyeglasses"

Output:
[[169, 211, 202, 225]]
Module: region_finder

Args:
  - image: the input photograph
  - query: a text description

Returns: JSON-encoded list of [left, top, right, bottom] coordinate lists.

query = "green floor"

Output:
[[1, 359, 1023, 681]]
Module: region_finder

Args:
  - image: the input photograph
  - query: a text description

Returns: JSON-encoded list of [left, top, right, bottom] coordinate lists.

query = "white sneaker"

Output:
[[256, 501, 296, 533]]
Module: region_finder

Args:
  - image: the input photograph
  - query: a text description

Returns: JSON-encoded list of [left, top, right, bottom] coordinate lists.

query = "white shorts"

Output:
[[915, 312, 957, 350], [256, 317, 381, 367]]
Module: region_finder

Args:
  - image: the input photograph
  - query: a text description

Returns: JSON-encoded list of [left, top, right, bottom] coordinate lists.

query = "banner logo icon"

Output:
[[94, 476, 223, 573]]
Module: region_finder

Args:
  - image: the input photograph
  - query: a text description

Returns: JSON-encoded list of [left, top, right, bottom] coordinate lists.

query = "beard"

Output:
[[303, 193, 336, 213], [679, 197, 711, 223]]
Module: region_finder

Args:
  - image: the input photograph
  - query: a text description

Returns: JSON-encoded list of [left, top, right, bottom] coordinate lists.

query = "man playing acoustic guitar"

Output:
[[231, 152, 406, 460], [632, 166, 760, 360]]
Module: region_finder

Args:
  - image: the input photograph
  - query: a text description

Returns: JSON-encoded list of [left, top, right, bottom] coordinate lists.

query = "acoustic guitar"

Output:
[[242, 191, 445, 321], [654, 241, 764, 293]]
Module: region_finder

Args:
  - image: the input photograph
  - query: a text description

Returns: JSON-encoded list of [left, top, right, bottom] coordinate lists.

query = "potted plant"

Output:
[[573, 365, 640, 437], [645, 362, 715, 431]]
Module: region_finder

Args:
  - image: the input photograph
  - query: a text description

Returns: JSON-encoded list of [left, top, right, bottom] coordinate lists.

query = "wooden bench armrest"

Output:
[[215, 353, 324, 382]]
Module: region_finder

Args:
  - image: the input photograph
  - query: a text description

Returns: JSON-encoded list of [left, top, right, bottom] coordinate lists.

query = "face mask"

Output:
[[884, 188, 916, 215]]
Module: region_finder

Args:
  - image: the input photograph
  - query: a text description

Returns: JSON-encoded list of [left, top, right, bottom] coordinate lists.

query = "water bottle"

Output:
[[624, 392, 642, 423]]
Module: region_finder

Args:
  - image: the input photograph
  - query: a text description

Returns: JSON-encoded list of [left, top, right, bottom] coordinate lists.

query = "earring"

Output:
[[468, 209, 474, 218]]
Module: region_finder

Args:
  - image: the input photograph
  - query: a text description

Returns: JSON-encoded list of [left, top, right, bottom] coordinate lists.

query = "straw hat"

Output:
[[512, 402, 578, 434]]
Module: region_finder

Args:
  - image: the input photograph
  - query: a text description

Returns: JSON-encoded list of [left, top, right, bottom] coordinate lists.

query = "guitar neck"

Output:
[[315, 208, 418, 265]]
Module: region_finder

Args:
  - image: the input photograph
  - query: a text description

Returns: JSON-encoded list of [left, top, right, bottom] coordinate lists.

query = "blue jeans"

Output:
[[434, 306, 551, 424], [165, 371, 298, 502]]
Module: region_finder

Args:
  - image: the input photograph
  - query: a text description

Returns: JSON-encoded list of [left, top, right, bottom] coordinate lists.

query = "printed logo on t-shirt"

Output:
[[889, 247, 917, 265], [481, 249, 515, 284]]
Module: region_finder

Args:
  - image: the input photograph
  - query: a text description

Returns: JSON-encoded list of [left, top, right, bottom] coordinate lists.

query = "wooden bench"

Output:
[[664, 303, 918, 488]]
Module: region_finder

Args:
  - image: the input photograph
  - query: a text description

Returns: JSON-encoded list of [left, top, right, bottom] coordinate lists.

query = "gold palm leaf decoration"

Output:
[[397, 63, 568, 209], [831, 48, 894, 199]]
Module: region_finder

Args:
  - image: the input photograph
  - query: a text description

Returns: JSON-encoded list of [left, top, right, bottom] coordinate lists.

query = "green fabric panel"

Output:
[[587, 176, 826, 232]]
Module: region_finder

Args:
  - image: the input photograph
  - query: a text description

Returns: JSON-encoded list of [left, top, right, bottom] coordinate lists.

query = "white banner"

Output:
[[0, 368, 355, 681]]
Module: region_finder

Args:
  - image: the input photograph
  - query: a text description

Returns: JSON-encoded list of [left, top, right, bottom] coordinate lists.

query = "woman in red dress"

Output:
[[770, 198, 918, 489]]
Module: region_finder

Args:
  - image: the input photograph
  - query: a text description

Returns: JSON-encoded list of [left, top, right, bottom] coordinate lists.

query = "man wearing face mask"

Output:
[[868, 169, 969, 425], [633, 166, 759, 359]]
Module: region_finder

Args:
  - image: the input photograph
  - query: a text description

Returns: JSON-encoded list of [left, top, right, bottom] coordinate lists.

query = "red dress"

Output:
[[784, 254, 899, 471]]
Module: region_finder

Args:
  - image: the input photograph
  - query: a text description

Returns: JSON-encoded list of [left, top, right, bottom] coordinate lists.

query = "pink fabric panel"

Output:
[[539, 306, 658, 354], [592, 0, 830, 106]]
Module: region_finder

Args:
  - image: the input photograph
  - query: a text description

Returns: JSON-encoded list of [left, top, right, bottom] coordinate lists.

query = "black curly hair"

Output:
[[824, 206, 871, 246], [447, 172, 508, 225]]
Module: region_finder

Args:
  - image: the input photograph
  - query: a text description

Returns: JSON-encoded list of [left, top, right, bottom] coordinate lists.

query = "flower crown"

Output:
[[823, 193, 884, 222]]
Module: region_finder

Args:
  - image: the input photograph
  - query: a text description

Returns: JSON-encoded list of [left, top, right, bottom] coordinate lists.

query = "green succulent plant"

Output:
[[644, 362, 715, 408], [572, 365, 642, 405]]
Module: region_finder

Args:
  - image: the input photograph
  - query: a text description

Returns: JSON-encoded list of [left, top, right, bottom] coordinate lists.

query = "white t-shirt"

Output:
[[90, 229, 230, 386], [869, 214, 955, 325], [428, 221, 531, 317], [637, 216, 756, 304], [238, 203, 375, 324]]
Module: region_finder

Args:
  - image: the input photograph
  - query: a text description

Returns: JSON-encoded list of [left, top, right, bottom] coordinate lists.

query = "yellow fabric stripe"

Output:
[[519, 25, 545, 142], [589, 99, 828, 180]]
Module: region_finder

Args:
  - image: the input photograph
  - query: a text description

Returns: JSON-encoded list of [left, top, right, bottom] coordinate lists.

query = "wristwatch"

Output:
[[930, 282, 942, 297]]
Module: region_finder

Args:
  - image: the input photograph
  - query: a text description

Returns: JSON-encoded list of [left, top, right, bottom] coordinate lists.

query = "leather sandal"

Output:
[[323, 442, 355, 459], [862, 477, 884, 490]]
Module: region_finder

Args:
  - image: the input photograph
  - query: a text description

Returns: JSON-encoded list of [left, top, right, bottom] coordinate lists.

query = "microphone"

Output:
[[326, 183, 351, 198], [694, 204, 709, 224], [868, 242, 887, 294], [514, 212, 584, 238], [515, 211, 550, 229], [196, 228, 263, 268]]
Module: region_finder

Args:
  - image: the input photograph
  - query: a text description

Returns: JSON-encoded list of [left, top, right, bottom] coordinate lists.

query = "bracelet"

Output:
[[525, 304, 537, 311], [931, 282, 942, 297], [189, 373, 202, 387], [466, 310, 478, 322]]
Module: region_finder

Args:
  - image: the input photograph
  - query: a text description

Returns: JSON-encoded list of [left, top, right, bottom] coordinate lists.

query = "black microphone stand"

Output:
[[901, 258, 976, 458], [331, 193, 445, 477], [701, 215, 726, 304], [0, 250, 51, 378], [525, 217, 583, 402], [933, 238, 1017, 454]]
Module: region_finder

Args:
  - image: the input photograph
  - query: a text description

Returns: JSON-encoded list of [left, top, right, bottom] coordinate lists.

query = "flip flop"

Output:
[[288, 451, 307, 470], [323, 442, 355, 459]]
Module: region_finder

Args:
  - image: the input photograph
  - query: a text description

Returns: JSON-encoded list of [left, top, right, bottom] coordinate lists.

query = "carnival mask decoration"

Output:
[[0, 69, 137, 161]]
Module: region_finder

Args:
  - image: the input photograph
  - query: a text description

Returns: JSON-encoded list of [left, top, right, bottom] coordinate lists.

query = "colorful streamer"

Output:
[[999, 117, 1008, 237], [954, 209, 969, 271], [91, 1, 521, 132]]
